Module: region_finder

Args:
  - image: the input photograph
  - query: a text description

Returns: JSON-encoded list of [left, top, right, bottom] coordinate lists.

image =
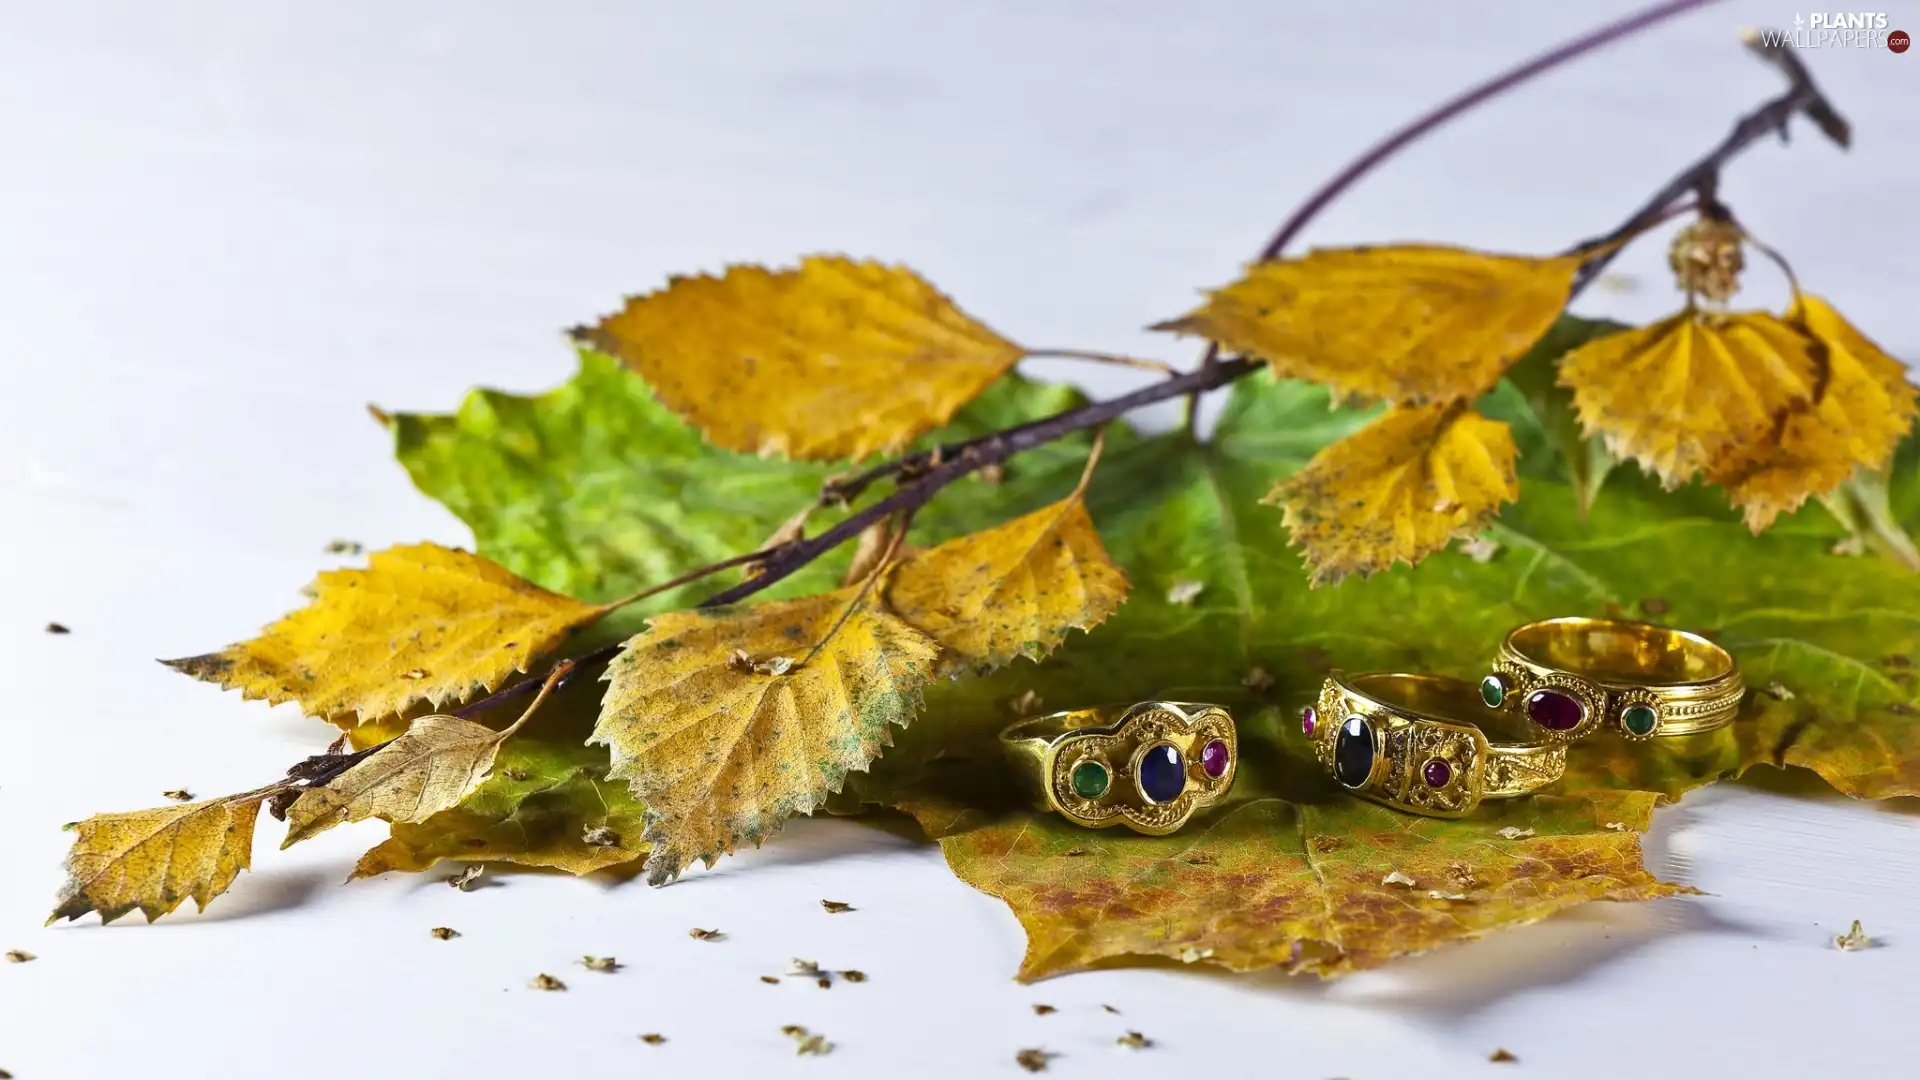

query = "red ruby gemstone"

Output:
[[1201, 739, 1230, 778], [1302, 706, 1317, 736], [1423, 758, 1452, 788], [1526, 688, 1585, 731]]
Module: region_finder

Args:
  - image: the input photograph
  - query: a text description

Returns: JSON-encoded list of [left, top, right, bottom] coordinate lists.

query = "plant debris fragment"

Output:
[[529, 973, 566, 991], [1491, 1048, 1519, 1063], [1016, 1048, 1055, 1072], [821, 899, 854, 913], [1116, 1031, 1152, 1049], [1165, 580, 1204, 605], [44, 622, 70, 634], [1835, 920, 1871, 951], [447, 865, 483, 890], [580, 955, 621, 972], [1032, 1004, 1056, 1015], [430, 927, 460, 940], [162, 790, 193, 802], [640, 1033, 666, 1045], [5, 950, 34, 964], [689, 927, 725, 941]]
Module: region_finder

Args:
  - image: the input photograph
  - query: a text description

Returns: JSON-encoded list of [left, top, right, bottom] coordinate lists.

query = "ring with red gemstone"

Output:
[[1309, 673, 1566, 819], [1000, 701, 1236, 835], [1485, 617, 1744, 744]]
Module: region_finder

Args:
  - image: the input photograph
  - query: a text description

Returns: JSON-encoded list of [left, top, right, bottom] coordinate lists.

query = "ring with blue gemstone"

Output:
[[1000, 702, 1236, 835], [1485, 617, 1744, 744], [1308, 673, 1566, 818]]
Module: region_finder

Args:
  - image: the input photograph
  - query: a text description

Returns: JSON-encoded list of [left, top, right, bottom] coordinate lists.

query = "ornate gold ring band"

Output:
[[1483, 617, 1743, 743], [999, 702, 1236, 835], [1308, 673, 1566, 818]]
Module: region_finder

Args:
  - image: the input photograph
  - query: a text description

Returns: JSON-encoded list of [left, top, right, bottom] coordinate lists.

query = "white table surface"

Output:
[[3, 3, 1915, 1078]]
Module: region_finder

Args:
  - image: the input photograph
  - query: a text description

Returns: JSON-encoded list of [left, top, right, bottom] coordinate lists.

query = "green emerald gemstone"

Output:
[[1621, 704, 1659, 736], [1479, 674, 1507, 708], [1070, 761, 1110, 799]]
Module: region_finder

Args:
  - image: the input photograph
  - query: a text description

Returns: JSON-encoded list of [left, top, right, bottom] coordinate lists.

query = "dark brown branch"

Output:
[[308, 12, 1843, 775], [1566, 31, 1847, 295]]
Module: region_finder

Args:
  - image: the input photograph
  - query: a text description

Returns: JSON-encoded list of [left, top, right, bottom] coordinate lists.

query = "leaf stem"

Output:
[[1023, 348, 1181, 377]]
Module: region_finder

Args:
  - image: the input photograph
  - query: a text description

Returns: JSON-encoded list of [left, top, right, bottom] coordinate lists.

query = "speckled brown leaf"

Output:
[[1154, 245, 1582, 403], [595, 587, 939, 883], [574, 256, 1025, 461], [163, 543, 610, 726], [887, 492, 1129, 676], [1267, 402, 1519, 585]]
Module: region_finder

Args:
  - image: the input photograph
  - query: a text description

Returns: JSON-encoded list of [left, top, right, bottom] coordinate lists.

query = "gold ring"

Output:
[[1307, 673, 1566, 818], [1482, 617, 1743, 742], [999, 702, 1236, 835]]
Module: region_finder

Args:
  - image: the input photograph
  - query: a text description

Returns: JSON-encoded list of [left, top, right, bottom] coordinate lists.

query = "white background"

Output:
[[2, 3, 1916, 1078]]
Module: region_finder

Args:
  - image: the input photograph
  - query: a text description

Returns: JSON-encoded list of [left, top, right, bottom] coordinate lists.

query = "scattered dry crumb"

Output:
[[1459, 535, 1501, 563], [1605, 822, 1628, 832], [1311, 835, 1341, 854], [977, 462, 1005, 485], [529, 973, 566, 991], [821, 899, 854, 914], [502, 767, 531, 782], [45, 622, 70, 634], [1447, 863, 1477, 888], [639, 1033, 666, 1045], [324, 539, 365, 555], [161, 789, 193, 802], [795, 1034, 832, 1056], [1893, 703, 1918, 716], [1016, 1048, 1055, 1072], [1491, 1048, 1519, 1063], [1498, 827, 1535, 840], [1166, 580, 1204, 606], [1765, 680, 1795, 701], [5, 950, 34, 964], [430, 927, 460, 941], [1832, 535, 1867, 557], [787, 958, 819, 975], [760, 975, 781, 985], [842, 970, 867, 983], [727, 648, 754, 673], [1, 1067, 12, 1078], [689, 928, 725, 941], [1382, 870, 1416, 888], [448, 865, 484, 890], [1884, 654, 1913, 668], [1061, 847, 1088, 857], [1428, 891, 1469, 902], [1241, 666, 1274, 692], [1183, 852, 1217, 867], [1008, 689, 1044, 716], [580, 955, 621, 973], [1116, 1031, 1152, 1049], [754, 656, 796, 677], [1640, 597, 1670, 616], [817, 976, 833, 989], [1032, 1004, 1057, 1016], [401, 668, 429, 680], [1177, 946, 1214, 963], [781, 1025, 809, 1037], [581, 825, 619, 847], [1835, 920, 1871, 951], [1102, 1004, 1121, 1015]]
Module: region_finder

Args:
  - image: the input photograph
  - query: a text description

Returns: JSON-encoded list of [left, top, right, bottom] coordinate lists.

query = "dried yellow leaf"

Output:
[[1155, 245, 1582, 402], [48, 785, 283, 924], [1267, 403, 1518, 585], [165, 543, 609, 725], [1559, 309, 1820, 489], [282, 715, 514, 847], [575, 256, 1024, 461], [597, 588, 937, 883], [887, 494, 1128, 676], [1708, 295, 1918, 530]]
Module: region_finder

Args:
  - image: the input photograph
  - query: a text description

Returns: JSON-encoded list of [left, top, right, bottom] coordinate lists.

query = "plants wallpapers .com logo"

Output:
[[1752, 12, 1911, 50]]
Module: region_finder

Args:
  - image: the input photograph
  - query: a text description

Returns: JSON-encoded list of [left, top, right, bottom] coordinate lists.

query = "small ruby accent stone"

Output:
[[1302, 706, 1317, 736], [1423, 758, 1453, 788], [1201, 739, 1230, 778], [1526, 688, 1585, 731]]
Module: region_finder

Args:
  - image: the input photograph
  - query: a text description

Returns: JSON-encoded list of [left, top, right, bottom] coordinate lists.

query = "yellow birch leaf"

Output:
[[594, 587, 939, 883], [164, 542, 609, 725], [887, 494, 1129, 676], [49, 785, 282, 924], [281, 716, 510, 847], [574, 256, 1025, 461], [1267, 402, 1519, 586], [1154, 245, 1583, 403], [1558, 309, 1820, 489], [1708, 295, 1919, 531]]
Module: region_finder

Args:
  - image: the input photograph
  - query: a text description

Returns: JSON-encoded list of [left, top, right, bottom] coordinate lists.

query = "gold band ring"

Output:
[[1483, 617, 1743, 742], [1308, 673, 1566, 818], [999, 701, 1236, 835]]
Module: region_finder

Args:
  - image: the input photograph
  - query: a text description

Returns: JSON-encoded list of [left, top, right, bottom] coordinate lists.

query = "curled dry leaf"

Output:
[[447, 865, 483, 890], [595, 587, 938, 884], [49, 784, 286, 924], [1268, 402, 1518, 585], [1708, 295, 1918, 531], [1558, 309, 1820, 491], [574, 256, 1025, 461], [164, 543, 610, 726], [887, 492, 1129, 676], [1154, 244, 1583, 403], [284, 716, 515, 847]]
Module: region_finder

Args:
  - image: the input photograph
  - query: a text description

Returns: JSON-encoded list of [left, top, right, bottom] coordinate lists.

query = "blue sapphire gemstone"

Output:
[[1334, 716, 1375, 788], [1138, 744, 1185, 804]]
